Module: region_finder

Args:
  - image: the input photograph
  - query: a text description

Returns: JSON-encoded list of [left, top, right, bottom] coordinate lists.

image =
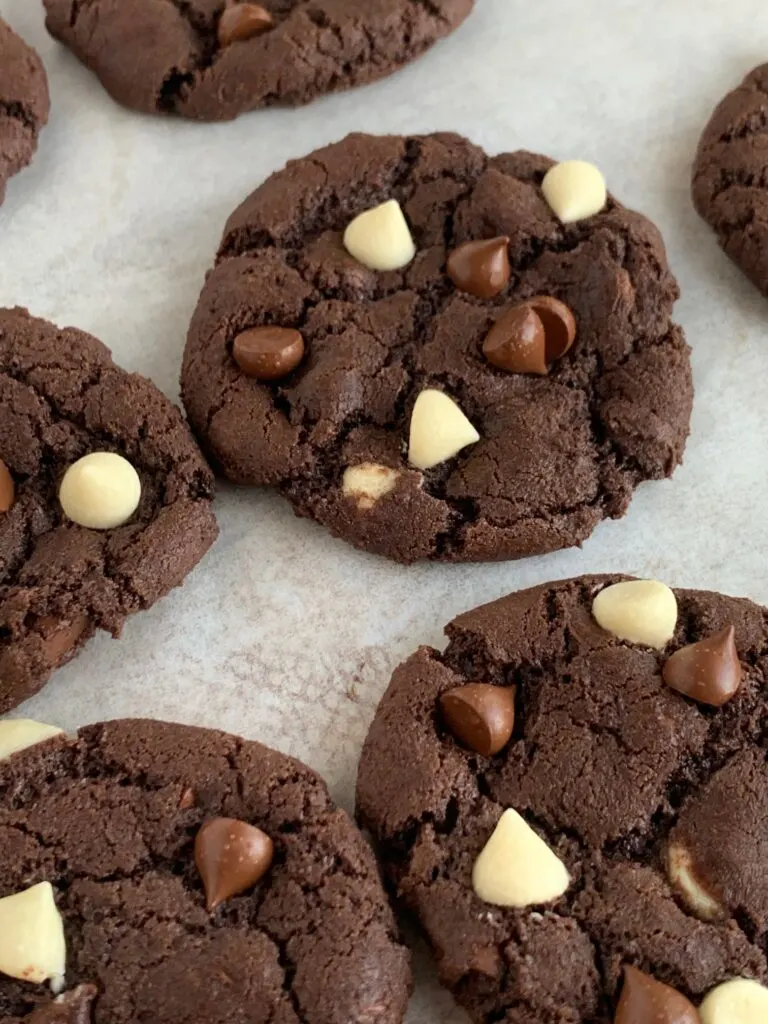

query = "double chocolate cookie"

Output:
[[0, 718, 411, 1024], [0, 308, 218, 713], [0, 18, 49, 206], [182, 132, 692, 564], [356, 574, 768, 1022], [42, 0, 474, 121], [693, 63, 768, 296]]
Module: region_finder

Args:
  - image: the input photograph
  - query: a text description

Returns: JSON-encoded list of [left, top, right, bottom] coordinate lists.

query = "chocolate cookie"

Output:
[[42, 0, 473, 121], [0, 18, 49, 206], [182, 132, 692, 564], [0, 718, 411, 1024], [356, 574, 768, 1022], [0, 307, 218, 713], [693, 63, 768, 295]]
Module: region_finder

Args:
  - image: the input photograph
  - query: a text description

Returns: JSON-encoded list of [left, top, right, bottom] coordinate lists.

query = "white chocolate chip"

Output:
[[343, 199, 416, 272], [342, 463, 400, 510], [59, 452, 141, 530], [472, 809, 570, 908], [542, 160, 607, 224], [0, 882, 66, 988], [699, 978, 768, 1024], [592, 579, 678, 649], [0, 720, 63, 761], [666, 842, 723, 921], [408, 389, 480, 471]]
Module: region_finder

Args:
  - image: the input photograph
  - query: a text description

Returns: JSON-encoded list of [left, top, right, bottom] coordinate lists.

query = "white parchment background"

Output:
[[1, 1, 767, 1018]]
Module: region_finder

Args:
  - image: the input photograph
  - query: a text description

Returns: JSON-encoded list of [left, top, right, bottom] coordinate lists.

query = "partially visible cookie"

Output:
[[182, 132, 692, 564], [0, 718, 411, 1024], [693, 63, 768, 295], [0, 308, 218, 713], [0, 18, 50, 206], [42, 0, 474, 121], [357, 574, 768, 1022]]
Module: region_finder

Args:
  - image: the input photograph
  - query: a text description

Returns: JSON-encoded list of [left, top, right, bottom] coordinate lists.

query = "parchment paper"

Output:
[[1, 1, 768, 1018]]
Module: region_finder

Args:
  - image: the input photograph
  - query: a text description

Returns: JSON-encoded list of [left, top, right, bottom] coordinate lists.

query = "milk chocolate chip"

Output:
[[195, 817, 274, 910], [483, 305, 547, 375], [0, 458, 14, 512], [218, 3, 273, 46], [440, 683, 515, 757], [662, 626, 742, 707], [232, 326, 305, 381], [39, 614, 89, 664], [615, 966, 700, 1024], [447, 237, 511, 298], [528, 295, 577, 361], [483, 296, 577, 374]]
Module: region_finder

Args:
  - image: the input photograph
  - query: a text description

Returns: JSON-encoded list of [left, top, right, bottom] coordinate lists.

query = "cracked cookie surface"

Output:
[[693, 63, 768, 296], [0, 718, 411, 1024], [182, 132, 692, 564], [0, 18, 49, 206], [356, 574, 768, 1022], [0, 308, 218, 713], [42, 0, 474, 120]]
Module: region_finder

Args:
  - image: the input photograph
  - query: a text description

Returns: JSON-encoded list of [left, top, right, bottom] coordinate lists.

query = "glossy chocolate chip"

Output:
[[195, 817, 274, 910], [232, 326, 305, 381], [218, 3, 273, 46], [440, 683, 515, 757], [0, 459, 15, 513], [447, 237, 511, 299], [483, 305, 547, 374], [615, 966, 700, 1024], [528, 295, 577, 361], [38, 614, 89, 664], [662, 626, 742, 707]]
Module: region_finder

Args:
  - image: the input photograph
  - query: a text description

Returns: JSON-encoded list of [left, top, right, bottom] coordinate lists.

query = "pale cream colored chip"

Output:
[[0, 720, 63, 761], [699, 978, 768, 1024], [542, 160, 607, 224], [666, 842, 723, 921], [342, 463, 400, 510], [343, 199, 416, 272], [59, 452, 141, 530], [472, 808, 570, 908], [592, 579, 677, 649], [0, 882, 66, 987], [408, 389, 480, 471]]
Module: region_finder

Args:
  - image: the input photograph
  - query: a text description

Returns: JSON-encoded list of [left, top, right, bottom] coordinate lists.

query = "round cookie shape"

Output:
[[41, 0, 474, 121], [0, 719, 411, 1024], [182, 132, 692, 564], [693, 63, 768, 296], [0, 18, 50, 206], [356, 574, 768, 1022], [0, 307, 218, 713]]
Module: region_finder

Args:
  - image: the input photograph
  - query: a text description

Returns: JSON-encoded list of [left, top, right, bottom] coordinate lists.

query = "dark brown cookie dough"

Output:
[[42, 0, 474, 121], [0, 718, 411, 1024], [0, 307, 218, 713], [693, 63, 768, 295], [0, 18, 49, 206], [356, 575, 768, 1022], [182, 132, 692, 564]]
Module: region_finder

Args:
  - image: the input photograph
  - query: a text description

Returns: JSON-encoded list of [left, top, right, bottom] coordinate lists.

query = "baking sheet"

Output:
[[1, 0, 768, 1018]]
